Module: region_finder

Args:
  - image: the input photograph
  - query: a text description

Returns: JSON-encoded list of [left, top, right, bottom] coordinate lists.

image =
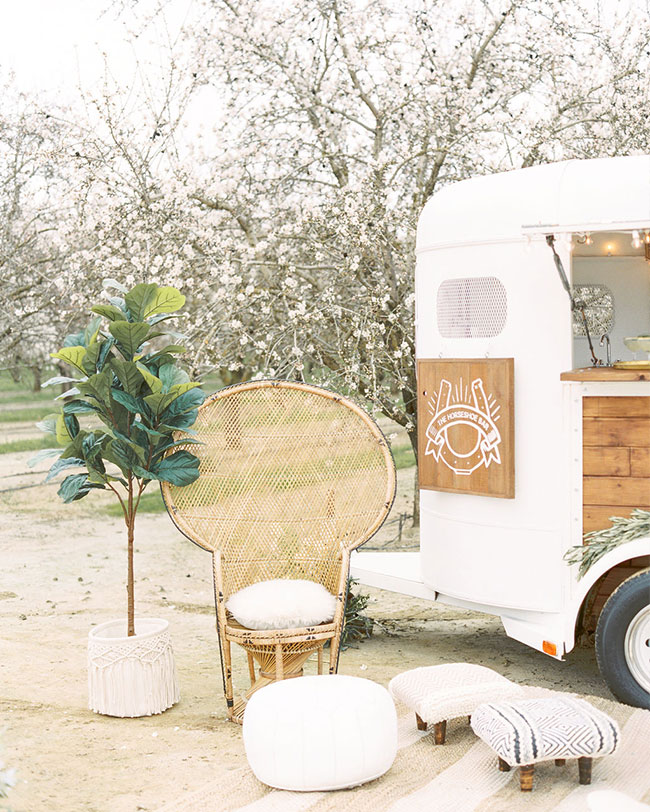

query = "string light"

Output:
[[632, 230, 642, 249], [585, 233, 593, 245]]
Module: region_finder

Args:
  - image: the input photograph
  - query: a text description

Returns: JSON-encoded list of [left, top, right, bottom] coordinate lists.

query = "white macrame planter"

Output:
[[88, 618, 179, 717]]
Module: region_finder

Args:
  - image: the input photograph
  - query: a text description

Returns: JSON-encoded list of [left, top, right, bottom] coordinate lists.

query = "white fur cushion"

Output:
[[226, 579, 337, 630]]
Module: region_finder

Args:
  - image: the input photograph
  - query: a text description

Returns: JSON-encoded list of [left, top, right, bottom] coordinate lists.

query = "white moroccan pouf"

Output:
[[389, 663, 524, 743], [243, 675, 397, 791], [471, 696, 620, 792]]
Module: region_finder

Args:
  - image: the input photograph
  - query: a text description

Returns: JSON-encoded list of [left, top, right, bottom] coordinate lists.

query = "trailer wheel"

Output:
[[596, 569, 650, 709]]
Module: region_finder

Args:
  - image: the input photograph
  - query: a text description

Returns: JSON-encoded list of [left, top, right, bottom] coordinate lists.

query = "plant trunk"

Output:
[[127, 477, 135, 636]]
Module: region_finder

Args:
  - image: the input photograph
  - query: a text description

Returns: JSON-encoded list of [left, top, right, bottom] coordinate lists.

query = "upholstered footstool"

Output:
[[243, 675, 397, 791], [389, 663, 524, 744], [471, 696, 620, 792]]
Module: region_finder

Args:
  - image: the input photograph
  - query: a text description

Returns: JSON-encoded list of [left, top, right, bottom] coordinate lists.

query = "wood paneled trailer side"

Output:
[[351, 156, 650, 708]]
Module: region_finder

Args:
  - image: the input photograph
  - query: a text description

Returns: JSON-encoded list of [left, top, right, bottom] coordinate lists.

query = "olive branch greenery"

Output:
[[340, 578, 374, 649], [564, 508, 650, 578]]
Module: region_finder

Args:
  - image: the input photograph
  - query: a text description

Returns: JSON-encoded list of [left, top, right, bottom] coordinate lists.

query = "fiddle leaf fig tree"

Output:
[[37, 280, 206, 636]]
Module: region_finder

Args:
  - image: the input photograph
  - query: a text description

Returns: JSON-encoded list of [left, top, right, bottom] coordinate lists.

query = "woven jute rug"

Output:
[[157, 687, 650, 812]]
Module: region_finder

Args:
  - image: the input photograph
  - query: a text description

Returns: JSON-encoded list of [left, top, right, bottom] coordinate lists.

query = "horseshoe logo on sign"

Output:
[[424, 377, 502, 476]]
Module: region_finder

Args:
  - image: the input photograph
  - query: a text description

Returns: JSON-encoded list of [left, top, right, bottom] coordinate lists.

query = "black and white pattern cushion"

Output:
[[471, 697, 620, 766]]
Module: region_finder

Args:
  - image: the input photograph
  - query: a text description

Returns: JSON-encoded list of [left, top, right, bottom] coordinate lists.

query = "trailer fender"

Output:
[[563, 536, 650, 653]]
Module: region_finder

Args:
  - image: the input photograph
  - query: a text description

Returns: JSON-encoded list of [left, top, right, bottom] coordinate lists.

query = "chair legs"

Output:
[[415, 713, 427, 731], [519, 764, 534, 791], [434, 721, 446, 745], [499, 757, 593, 792]]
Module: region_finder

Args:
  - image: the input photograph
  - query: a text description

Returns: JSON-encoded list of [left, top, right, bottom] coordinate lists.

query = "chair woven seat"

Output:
[[161, 380, 396, 722]]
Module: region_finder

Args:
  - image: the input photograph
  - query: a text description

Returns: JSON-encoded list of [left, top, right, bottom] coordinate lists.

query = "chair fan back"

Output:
[[161, 381, 396, 598]]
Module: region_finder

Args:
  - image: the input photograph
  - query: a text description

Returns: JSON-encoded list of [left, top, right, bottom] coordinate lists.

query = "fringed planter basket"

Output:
[[88, 618, 179, 717]]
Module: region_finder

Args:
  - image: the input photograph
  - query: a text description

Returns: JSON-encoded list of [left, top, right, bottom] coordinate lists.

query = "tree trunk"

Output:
[[127, 478, 135, 636], [31, 364, 41, 392]]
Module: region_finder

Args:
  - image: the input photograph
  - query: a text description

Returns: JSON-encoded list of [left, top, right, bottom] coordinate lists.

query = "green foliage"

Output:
[[35, 280, 205, 632], [40, 279, 205, 499], [565, 508, 650, 578], [340, 578, 374, 649]]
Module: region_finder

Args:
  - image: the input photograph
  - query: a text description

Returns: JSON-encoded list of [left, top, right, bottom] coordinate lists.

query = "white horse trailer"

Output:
[[351, 155, 650, 708]]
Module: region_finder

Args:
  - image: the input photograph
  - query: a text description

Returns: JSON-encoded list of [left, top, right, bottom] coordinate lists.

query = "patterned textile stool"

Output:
[[243, 674, 397, 791], [471, 696, 620, 792], [389, 663, 524, 744]]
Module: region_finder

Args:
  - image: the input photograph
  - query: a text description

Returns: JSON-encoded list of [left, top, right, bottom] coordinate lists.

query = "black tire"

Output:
[[596, 569, 650, 709]]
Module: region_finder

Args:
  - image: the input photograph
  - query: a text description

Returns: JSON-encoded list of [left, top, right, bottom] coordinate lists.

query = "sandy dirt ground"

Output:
[[0, 451, 610, 812]]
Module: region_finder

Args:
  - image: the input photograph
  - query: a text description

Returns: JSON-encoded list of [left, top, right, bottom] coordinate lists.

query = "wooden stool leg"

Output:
[[434, 720, 446, 745], [555, 758, 566, 767], [468, 715, 472, 724], [519, 764, 535, 792], [498, 757, 511, 772], [578, 757, 592, 785], [415, 713, 427, 731]]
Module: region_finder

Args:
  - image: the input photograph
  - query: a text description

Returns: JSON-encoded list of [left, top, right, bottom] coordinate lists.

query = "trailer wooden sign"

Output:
[[417, 358, 515, 498]]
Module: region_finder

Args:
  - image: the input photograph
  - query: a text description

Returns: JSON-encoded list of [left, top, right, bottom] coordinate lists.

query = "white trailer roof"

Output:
[[416, 155, 650, 252]]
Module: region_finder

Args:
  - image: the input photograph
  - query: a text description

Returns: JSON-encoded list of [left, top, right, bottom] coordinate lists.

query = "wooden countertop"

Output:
[[561, 367, 650, 382]]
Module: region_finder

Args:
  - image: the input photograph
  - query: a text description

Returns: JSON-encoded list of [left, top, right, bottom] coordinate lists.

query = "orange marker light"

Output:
[[542, 640, 557, 656]]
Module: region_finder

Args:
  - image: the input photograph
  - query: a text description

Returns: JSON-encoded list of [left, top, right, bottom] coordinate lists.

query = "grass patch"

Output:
[[102, 490, 166, 517], [0, 406, 58, 424], [0, 437, 59, 455], [392, 443, 415, 470]]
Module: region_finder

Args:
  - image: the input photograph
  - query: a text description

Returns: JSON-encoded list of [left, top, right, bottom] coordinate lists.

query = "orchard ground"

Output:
[[0, 382, 607, 812]]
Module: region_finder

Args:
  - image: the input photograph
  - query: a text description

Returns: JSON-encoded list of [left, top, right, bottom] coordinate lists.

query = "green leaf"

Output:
[[160, 387, 206, 420], [160, 410, 199, 432], [62, 399, 98, 415], [58, 473, 103, 503], [153, 437, 203, 458], [102, 278, 128, 294], [36, 414, 59, 436], [83, 317, 102, 348], [51, 346, 87, 374], [28, 448, 62, 467], [158, 363, 189, 392], [133, 420, 165, 439], [63, 329, 85, 348], [143, 286, 185, 320], [110, 388, 142, 414], [109, 321, 150, 359], [110, 358, 143, 397], [64, 413, 80, 439], [45, 456, 85, 483], [136, 362, 163, 393], [41, 375, 80, 388], [152, 450, 200, 486], [96, 337, 116, 371], [78, 368, 113, 406], [92, 304, 127, 322], [125, 283, 158, 322], [143, 391, 175, 415], [56, 414, 73, 445]]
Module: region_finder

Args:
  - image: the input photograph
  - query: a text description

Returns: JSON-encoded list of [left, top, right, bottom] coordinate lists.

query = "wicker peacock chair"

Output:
[[161, 380, 396, 723]]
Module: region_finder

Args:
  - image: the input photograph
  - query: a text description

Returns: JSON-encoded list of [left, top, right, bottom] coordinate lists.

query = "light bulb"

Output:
[[633, 230, 642, 249], [585, 233, 593, 245], [645, 231, 650, 244]]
